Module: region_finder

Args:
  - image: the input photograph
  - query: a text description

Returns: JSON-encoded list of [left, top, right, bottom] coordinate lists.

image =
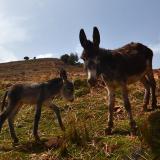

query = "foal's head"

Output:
[[79, 27, 100, 86], [60, 69, 74, 102]]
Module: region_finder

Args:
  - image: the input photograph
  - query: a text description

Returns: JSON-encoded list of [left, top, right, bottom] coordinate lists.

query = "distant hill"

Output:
[[0, 58, 84, 89], [0, 58, 159, 89]]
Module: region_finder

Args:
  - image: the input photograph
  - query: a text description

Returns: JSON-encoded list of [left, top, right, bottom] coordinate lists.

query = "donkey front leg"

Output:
[[105, 86, 115, 135], [121, 84, 137, 136], [49, 104, 65, 131], [33, 102, 42, 141]]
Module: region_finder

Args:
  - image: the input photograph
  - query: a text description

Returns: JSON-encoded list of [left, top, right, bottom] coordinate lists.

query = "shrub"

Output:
[[140, 111, 160, 158], [60, 53, 79, 65], [74, 79, 88, 90], [60, 54, 70, 64], [24, 56, 29, 60], [74, 79, 90, 97]]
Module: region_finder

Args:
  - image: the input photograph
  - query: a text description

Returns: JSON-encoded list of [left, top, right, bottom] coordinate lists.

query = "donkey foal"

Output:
[[79, 27, 157, 136], [0, 69, 74, 143]]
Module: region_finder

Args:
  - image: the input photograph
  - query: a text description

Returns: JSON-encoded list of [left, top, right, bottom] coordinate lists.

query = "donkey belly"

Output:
[[126, 71, 147, 84], [20, 96, 39, 104]]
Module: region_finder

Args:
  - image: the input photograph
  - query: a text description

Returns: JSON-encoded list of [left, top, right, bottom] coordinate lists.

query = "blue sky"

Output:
[[0, 0, 160, 68]]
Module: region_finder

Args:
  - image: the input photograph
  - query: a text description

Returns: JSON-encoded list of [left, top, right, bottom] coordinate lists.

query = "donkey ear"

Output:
[[60, 68, 67, 81], [93, 26, 100, 47], [79, 29, 87, 48]]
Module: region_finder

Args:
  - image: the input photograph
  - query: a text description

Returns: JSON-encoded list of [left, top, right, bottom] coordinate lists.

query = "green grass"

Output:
[[0, 81, 159, 160]]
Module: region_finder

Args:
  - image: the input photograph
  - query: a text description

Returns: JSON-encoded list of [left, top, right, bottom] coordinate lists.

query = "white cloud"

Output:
[[0, 2, 29, 63], [0, 46, 17, 62], [0, 14, 29, 45], [75, 43, 83, 62], [149, 43, 160, 68], [75, 43, 82, 56], [37, 53, 53, 59], [149, 43, 160, 55]]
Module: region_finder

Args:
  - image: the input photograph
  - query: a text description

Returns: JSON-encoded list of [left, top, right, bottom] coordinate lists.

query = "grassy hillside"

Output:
[[0, 59, 159, 160]]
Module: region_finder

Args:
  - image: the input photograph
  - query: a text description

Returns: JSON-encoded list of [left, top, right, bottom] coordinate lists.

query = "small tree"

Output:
[[60, 53, 79, 65], [60, 54, 70, 64], [33, 57, 36, 60], [24, 56, 29, 61], [68, 53, 79, 65]]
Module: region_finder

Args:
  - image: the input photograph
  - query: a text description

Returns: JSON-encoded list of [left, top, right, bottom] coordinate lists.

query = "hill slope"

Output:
[[0, 58, 84, 89], [0, 59, 159, 159]]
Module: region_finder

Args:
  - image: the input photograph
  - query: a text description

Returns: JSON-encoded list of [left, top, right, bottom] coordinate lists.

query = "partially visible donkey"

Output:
[[0, 69, 74, 143], [79, 27, 157, 135]]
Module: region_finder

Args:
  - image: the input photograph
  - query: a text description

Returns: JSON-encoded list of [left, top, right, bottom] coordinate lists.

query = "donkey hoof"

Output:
[[130, 127, 138, 136], [105, 128, 112, 135], [152, 105, 159, 111], [35, 136, 41, 142], [12, 139, 19, 146], [142, 108, 148, 112], [61, 125, 65, 131]]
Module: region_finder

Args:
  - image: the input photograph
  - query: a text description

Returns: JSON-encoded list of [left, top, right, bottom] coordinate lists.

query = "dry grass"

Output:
[[0, 59, 160, 160]]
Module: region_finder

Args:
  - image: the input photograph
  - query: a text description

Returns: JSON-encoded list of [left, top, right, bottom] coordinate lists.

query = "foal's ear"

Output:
[[79, 28, 87, 48], [60, 68, 67, 81], [93, 26, 100, 47]]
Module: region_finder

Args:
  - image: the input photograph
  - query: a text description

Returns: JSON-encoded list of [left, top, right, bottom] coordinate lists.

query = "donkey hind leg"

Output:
[[0, 101, 17, 132], [49, 104, 65, 131], [105, 87, 115, 135], [121, 84, 137, 136], [8, 104, 21, 144], [140, 76, 150, 111], [33, 102, 42, 141], [146, 71, 157, 110]]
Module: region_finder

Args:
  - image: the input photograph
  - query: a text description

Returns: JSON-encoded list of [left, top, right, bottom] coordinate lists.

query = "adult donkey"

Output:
[[79, 27, 157, 135]]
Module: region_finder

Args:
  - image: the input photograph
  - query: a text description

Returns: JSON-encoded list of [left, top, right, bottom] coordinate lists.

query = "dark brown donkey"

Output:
[[79, 27, 157, 135], [0, 69, 74, 143]]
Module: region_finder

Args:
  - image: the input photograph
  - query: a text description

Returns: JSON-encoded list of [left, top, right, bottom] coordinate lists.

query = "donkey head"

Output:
[[79, 27, 100, 86], [60, 69, 74, 102]]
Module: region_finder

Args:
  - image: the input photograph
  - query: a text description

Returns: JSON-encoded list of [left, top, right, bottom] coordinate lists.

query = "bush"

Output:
[[60, 53, 79, 65], [68, 53, 79, 65], [74, 79, 90, 97], [75, 87, 90, 97], [24, 56, 29, 60], [140, 111, 160, 158], [74, 79, 88, 90], [60, 54, 70, 64]]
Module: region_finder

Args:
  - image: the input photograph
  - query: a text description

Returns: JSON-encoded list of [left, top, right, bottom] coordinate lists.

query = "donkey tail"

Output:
[[1, 91, 8, 112]]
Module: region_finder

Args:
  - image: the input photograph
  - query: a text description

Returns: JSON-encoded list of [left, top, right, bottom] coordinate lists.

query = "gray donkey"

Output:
[[0, 69, 74, 143], [79, 27, 157, 136]]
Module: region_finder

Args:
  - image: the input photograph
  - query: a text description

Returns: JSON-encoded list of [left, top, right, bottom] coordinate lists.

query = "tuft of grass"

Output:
[[74, 78, 90, 97], [140, 111, 160, 159]]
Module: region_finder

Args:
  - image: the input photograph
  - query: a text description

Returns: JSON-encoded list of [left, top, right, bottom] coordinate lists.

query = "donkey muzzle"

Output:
[[88, 78, 97, 87]]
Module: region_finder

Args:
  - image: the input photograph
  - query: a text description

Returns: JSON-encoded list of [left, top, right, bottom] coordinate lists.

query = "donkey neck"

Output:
[[45, 78, 64, 95]]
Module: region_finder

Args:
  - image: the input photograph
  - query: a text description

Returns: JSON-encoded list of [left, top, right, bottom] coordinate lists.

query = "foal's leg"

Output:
[[48, 104, 65, 131], [105, 86, 115, 135], [140, 76, 150, 111], [147, 71, 157, 110], [8, 104, 21, 144], [0, 101, 17, 132], [121, 83, 137, 136], [33, 101, 42, 141]]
